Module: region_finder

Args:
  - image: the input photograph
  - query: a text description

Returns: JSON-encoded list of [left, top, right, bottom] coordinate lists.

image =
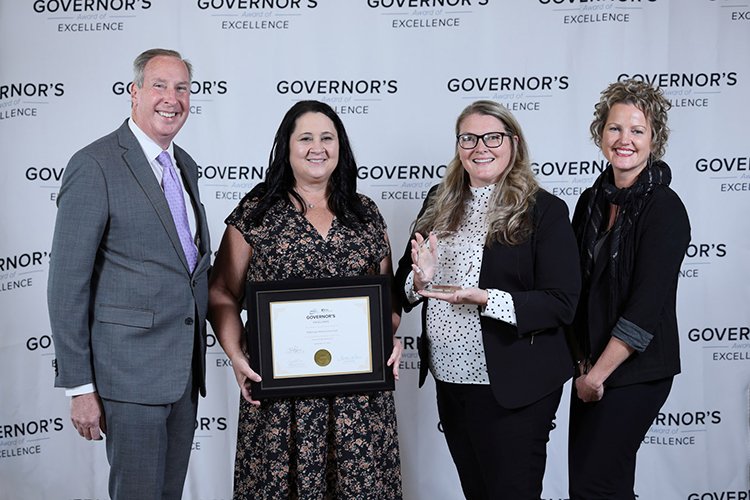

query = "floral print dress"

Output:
[[226, 193, 402, 500]]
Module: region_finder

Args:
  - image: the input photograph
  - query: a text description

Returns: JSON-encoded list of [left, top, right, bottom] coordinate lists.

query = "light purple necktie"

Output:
[[157, 151, 199, 273]]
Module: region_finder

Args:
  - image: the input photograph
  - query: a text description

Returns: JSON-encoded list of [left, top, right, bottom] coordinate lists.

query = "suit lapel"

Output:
[[117, 121, 191, 273]]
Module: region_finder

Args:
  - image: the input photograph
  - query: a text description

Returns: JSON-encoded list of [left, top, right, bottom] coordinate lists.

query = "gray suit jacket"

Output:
[[48, 119, 210, 404]]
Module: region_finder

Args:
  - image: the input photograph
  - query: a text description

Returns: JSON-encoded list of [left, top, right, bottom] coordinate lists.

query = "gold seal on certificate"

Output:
[[315, 349, 332, 367]]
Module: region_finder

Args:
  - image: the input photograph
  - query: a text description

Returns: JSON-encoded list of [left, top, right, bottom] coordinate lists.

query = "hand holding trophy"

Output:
[[412, 231, 465, 293], [411, 231, 488, 306], [410, 231, 436, 290]]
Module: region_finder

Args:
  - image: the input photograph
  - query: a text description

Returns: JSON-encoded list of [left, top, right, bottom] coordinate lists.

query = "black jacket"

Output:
[[570, 185, 691, 387], [395, 187, 581, 409]]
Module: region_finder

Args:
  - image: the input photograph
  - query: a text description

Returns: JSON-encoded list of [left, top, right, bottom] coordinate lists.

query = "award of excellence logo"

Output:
[[205, 327, 236, 369], [693, 155, 750, 193], [32, 0, 152, 33], [686, 325, 750, 363], [679, 242, 727, 280], [0, 417, 65, 459], [24, 165, 65, 202], [25, 334, 55, 353], [112, 80, 228, 117], [198, 164, 264, 203], [688, 491, 750, 500], [538, 0, 657, 25], [306, 308, 336, 321], [394, 334, 421, 371], [618, 72, 738, 110], [644, 409, 721, 447], [708, 0, 750, 22], [192, 414, 228, 452], [366, 0, 490, 30], [25, 333, 58, 372], [0, 251, 49, 294], [276, 79, 399, 116], [195, 0, 318, 31], [446, 75, 570, 112], [0, 82, 64, 121], [531, 158, 607, 200], [357, 162, 446, 202]]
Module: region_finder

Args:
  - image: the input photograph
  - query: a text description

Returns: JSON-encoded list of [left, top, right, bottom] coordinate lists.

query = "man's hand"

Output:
[[71, 392, 106, 440]]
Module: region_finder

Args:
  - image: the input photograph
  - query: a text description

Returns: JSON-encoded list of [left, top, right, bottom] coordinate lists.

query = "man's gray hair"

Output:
[[133, 48, 193, 88]]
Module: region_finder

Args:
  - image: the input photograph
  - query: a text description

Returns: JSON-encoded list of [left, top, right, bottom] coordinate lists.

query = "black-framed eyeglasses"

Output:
[[456, 132, 512, 150]]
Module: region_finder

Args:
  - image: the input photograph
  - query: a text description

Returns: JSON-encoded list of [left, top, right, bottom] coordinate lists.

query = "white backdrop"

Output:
[[1, 1, 749, 499]]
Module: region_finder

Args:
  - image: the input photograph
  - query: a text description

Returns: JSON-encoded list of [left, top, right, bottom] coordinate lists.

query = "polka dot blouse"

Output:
[[404, 184, 517, 384]]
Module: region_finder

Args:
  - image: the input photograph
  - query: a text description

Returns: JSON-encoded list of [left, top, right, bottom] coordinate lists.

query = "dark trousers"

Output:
[[101, 373, 198, 500], [568, 377, 673, 500], [435, 380, 563, 500]]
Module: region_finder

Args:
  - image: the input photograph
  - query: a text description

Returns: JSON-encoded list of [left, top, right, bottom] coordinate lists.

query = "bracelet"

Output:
[[415, 280, 431, 291]]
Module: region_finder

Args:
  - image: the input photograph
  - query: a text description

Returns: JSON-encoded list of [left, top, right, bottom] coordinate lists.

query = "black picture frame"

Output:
[[245, 274, 394, 399]]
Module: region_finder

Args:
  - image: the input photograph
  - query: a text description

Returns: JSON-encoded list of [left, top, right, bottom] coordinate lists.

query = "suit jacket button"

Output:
[[185, 318, 194, 325]]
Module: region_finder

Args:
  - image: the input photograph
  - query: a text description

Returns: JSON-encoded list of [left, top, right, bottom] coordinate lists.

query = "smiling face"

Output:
[[457, 113, 514, 187], [130, 55, 190, 150], [601, 102, 653, 187], [288, 112, 340, 187]]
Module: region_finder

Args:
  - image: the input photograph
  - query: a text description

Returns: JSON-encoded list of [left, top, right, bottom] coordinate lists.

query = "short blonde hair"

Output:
[[590, 79, 671, 160]]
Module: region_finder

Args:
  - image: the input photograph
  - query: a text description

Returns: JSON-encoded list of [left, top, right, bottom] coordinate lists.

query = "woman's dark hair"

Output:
[[247, 100, 368, 227]]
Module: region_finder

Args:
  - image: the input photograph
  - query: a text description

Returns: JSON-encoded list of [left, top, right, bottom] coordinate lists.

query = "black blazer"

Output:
[[570, 185, 690, 387], [395, 188, 581, 409]]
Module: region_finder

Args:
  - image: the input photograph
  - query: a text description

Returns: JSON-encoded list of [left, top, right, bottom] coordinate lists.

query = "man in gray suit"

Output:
[[48, 48, 210, 500]]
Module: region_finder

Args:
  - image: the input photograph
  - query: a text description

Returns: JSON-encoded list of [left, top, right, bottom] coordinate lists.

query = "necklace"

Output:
[[295, 189, 326, 209]]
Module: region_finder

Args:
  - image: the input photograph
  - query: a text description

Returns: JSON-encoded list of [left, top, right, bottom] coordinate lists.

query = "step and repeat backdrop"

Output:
[[1, 1, 749, 499]]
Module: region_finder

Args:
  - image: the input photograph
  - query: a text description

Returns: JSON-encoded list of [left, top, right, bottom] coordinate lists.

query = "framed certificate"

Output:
[[245, 274, 395, 399]]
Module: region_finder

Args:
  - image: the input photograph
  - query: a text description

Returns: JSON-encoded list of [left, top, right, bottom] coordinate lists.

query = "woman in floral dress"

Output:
[[208, 100, 403, 499]]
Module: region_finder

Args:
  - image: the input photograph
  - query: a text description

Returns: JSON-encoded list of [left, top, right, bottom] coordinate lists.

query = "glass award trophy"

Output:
[[420, 231, 471, 293]]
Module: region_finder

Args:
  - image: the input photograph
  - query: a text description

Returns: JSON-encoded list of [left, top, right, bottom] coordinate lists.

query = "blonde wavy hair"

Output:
[[590, 79, 671, 161], [414, 100, 539, 246]]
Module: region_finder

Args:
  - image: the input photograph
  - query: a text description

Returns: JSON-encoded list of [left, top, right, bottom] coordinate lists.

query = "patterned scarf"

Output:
[[576, 160, 672, 316]]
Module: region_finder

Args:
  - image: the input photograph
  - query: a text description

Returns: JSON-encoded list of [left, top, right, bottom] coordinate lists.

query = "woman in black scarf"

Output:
[[568, 79, 691, 499]]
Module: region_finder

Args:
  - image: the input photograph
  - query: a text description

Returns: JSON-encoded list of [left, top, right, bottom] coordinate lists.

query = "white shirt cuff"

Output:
[[65, 383, 96, 397], [404, 271, 422, 304], [481, 289, 517, 326]]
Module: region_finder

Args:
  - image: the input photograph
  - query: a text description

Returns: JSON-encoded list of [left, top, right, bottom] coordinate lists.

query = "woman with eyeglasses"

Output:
[[567, 80, 690, 499], [395, 100, 581, 499]]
